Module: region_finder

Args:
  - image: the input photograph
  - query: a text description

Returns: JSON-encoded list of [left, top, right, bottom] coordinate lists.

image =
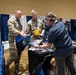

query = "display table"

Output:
[[28, 47, 54, 75]]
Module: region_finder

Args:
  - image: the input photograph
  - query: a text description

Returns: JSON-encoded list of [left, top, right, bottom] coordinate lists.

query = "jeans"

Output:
[[55, 54, 75, 75]]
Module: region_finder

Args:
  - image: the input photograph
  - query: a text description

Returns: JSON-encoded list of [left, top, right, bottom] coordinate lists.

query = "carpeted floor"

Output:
[[4, 47, 75, 75], [4, 47, 29, 75]]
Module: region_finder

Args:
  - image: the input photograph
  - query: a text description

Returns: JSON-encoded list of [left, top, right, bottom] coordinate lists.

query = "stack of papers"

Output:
[[30, 39, 42, 46], [28, 47, 53, 53], [28, 47, 44, 51]]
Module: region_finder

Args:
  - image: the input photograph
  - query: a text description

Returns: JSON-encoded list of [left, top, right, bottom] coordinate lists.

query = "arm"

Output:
[[8, 18, 24, 37], [8, 19, 19, 35], [34, 42, 52, 48], [40, 29, 45, 36]]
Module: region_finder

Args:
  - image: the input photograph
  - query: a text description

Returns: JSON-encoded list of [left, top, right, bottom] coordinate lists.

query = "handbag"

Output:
[[16, 34, 30, 51]]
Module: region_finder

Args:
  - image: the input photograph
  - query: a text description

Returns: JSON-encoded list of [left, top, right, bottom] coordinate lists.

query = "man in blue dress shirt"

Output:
[[35, 12, 75, 75]]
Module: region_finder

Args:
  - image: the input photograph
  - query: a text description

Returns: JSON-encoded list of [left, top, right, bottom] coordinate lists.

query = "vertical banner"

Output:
[[1, 14, 9, 41], [0, 14, 2, 45], [0, 32, 1, 45], [26, 16, 32, 22], [70, 19, 75, 40]]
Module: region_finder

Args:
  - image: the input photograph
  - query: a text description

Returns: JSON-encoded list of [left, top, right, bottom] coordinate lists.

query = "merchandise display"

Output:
[[28, 40, 54, 75]]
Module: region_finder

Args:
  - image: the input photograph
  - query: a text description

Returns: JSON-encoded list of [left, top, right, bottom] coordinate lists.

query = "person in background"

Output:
[[64, 20, 71, 32], [26, 9, 45, 41], [5, 9, 25, 75], [34, 12, 75, 75]]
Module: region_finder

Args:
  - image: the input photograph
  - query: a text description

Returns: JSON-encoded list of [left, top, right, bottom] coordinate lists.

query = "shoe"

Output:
[[5, 65, 9, 75], [14, 70, 22, 75]]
